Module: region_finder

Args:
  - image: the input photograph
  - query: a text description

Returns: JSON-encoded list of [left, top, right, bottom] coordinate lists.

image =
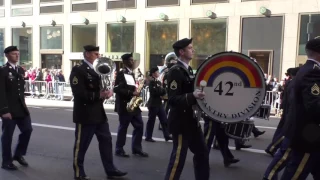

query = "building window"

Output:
[[40, 0, 62, 2], [12, 28, 33, 69], [147, 0, 178, 7], [41, 54, 62, 69], [12, 0, 31, 5], [192, 0, 227, 4], [107, 0, 135, 10], [40, 5, 63, 14], [40, 26, 63, 49], [0, 0, 3, 6], [106, 23, 135, 52], [72, 25, 97, 52], [72, 3, 97, 12], [12, 7, 33, 16], [299, 14, 320, 55], [146, 21, 178, 70], [0, 29, 4, 66], [190, 19, 227, 68]]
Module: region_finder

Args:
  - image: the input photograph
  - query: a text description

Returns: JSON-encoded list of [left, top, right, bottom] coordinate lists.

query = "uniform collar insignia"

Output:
[[313, 64, 320, 70]]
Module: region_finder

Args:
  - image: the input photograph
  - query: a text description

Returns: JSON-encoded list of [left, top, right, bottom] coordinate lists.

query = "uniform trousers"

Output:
[[145, 106, 170, 139], [265, 128, 285, 155], [164, 126, 210, 180], [73, 122, 116, 178], [203, 118, 234, 161], [115, 113, 143, 153], [263, 137, 291, 180], [281, 150, 320, 180], [1, 116, 33, 165]]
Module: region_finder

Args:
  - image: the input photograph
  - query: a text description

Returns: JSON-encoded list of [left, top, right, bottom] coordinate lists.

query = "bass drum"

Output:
[[194, 51, 266, 124]]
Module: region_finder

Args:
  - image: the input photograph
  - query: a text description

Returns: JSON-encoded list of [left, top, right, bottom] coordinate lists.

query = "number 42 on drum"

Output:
[[214, 81, 242, 96]]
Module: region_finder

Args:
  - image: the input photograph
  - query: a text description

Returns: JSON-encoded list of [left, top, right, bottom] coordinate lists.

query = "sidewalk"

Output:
[[25, 97, 149, 111]]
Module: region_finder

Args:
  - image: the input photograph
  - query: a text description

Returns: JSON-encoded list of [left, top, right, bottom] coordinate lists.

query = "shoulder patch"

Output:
[[170, 80, 177, 90], [72, 76, 78, 85], [311, 83, 320, 95]]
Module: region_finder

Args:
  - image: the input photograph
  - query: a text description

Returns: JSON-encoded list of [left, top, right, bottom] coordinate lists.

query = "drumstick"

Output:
[[200, 80, 207, 92]]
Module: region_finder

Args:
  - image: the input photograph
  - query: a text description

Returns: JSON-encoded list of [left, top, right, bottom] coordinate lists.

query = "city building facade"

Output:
[[0, 0, 317, 80]]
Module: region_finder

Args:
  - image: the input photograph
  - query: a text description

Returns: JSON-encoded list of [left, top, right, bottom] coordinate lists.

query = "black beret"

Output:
[[149, 67, 159, 76], [305, 38, 320, 53], [285, 68, 293, 76], [172, 38, 193, 50], [291, 67, 300, 76], [121, 53, 133, 61], [4, 46, 19, 54], [83, 45, 99, 52]]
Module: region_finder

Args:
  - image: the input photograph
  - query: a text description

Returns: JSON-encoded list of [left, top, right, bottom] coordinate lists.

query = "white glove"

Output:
[[193, 89, 205, 99]]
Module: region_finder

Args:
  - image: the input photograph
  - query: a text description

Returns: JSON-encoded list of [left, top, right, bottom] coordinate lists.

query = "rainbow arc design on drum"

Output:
[[196, 55, 263, 88]]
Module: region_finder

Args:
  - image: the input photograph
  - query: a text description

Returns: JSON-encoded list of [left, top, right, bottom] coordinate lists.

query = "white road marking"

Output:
[[0, 119, 268, 155], [29, 107, 278, 130]]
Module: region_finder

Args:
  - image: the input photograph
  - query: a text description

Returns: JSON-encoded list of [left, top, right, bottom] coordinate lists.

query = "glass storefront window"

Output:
[[0, 29, 4, 66], [106, 23, 135, 52], [40, 26, 62, 49], [12, 28, 33, 69], [41, 54, 62, 69], [190, 19, 227, 69], [72, 24, 97, 52], [299, 14, 320, 55], [146, 21, 178, 70]]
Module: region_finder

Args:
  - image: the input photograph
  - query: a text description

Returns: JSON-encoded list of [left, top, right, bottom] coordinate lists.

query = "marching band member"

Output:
[[164, 38, 209, 180], [280, 38, 320, 179], [114, 53, 148, 158], [203, 114, 240, 167], [265, 67, 299, 157], [263, 67, 299, 180], [144, 67, 172, 142], [159, 53, 177, 131], [70, 45, 127, 180], [0, 46, 33, 170]]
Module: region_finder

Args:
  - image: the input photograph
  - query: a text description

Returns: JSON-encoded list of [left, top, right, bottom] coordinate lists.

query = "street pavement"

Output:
[[0, 99, 313, 180]]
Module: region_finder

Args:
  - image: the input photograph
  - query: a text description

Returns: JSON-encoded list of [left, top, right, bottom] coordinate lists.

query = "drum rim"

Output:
[[194, 51, 266, 123]]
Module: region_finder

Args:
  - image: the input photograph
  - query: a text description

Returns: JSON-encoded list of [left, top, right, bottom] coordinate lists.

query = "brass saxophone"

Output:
[[126, 79, 145, 112]]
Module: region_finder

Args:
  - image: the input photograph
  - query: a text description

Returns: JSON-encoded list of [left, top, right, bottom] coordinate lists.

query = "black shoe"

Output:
[[1, 163, 18, 170], [254, 131, 265, 138], [236, 144, 252, 150], [107, 169, 128, 179], [74, 176, 91, 180], [145, 138, 156, 142], [165, 136, 172, 142], [265, 149, 275, 157], [115, 151, 130, 158], [132, 151, 149, 157], [224, 158, 240, 167], [13, 156, 29, 166]]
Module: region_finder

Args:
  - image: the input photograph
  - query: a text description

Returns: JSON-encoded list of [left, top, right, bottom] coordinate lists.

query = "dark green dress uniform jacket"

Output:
[[287, 60, 320, 152], [167, 61, 198, 135], [147, 78, 166, 108], [69, 61, 107, 125], [113, 68, 141, 115], [0, 63, 29, 118]]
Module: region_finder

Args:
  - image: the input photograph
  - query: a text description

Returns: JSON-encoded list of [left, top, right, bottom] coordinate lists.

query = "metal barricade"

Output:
[[24, 80, 48, 98]]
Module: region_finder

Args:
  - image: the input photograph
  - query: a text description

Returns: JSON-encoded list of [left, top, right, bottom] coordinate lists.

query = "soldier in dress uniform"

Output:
[[265, 67, 299, 157], [70, 45, 127, 180], [158, 54, 177, 131], [145, 67, 172, 142], [280, 38, 320, 179], [0, 46, 33, 170], [164, 38, 210, 180], [263, 67, 299, 180], [113, 53, 148, 158], [202, 114, 240, 167]]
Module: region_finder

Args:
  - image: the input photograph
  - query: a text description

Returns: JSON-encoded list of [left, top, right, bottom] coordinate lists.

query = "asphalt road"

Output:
[[0, 106, 313, 180]]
